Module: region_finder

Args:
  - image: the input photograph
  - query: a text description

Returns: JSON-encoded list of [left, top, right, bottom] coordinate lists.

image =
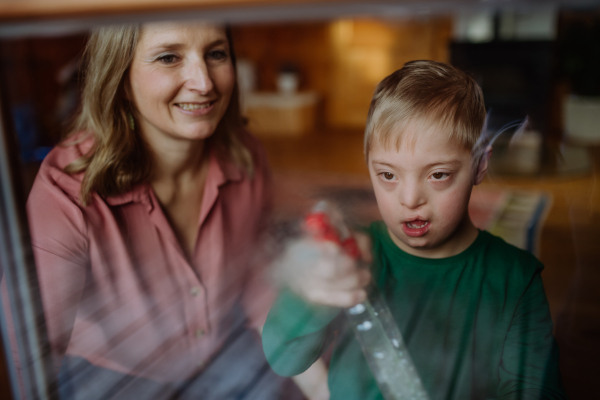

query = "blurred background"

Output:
[[0, 0, 599, 398]]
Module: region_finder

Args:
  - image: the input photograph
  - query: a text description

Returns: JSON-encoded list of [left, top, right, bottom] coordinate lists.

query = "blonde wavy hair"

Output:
[[65, 24, 251, 205]]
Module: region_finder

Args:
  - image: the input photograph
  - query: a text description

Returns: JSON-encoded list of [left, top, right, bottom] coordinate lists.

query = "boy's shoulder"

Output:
[[479, 231, 545, 290], [481, 230, 543, 269]]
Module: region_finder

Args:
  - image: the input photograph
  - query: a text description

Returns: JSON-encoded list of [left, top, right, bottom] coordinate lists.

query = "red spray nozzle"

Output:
[[304, 211, 361, 261]]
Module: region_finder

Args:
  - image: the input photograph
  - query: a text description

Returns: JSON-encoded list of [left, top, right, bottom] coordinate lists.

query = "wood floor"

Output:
[[261, 128, 600, 399]]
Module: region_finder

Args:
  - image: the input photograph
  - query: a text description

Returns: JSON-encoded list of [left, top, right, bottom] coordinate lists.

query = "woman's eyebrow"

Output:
[[148, 42, 183, 52], [207, 39, 228, 47], [149, 39, 228, 52]]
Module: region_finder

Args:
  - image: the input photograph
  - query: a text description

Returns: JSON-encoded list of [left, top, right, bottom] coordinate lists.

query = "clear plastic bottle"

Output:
[[304, 202, 429, 400]]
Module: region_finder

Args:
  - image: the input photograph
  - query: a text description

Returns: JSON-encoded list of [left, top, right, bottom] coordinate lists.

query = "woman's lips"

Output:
[[175, 101, 216, 116], [401, 220, 430, 237]]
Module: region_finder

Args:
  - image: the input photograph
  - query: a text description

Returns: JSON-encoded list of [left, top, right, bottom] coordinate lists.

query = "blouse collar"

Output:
[[105, 149, 243, 207]]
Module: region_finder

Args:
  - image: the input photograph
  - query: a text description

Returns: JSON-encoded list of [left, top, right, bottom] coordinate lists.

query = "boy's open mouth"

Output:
[[406, 221, 428, 229], [402, 220, 430, 237]]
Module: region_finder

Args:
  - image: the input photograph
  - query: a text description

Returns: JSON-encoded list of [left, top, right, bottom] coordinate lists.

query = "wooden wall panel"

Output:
[[327, 17, 453, 128], [232, 17, 453, 130]]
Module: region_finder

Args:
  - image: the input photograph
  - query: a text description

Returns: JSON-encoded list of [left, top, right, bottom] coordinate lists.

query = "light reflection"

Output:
[[1, 7, 600, 400]]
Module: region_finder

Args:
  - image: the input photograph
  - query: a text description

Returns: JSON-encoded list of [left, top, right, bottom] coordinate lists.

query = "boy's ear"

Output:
[[474, 146, 492, 185]]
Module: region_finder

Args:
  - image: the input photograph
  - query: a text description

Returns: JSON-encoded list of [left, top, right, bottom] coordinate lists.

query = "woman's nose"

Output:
[[183, 60, 214, 95]]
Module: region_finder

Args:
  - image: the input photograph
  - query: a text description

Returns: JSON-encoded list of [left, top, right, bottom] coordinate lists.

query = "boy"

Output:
[[262, 61, 567, 399]]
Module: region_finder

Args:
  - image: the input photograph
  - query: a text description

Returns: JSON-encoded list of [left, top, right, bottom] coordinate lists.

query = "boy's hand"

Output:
[[274, 231, 372, 308]]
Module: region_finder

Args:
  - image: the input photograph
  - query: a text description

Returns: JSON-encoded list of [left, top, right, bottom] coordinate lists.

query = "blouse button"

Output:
[[190, 286, 201, 297]]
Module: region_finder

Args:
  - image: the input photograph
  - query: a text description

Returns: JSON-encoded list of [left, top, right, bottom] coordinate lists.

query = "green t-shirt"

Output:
[[263, 222, 567, 400]]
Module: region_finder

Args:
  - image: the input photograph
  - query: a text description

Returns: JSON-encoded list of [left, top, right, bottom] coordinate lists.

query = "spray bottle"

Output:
[[304, 201, 429, 400]]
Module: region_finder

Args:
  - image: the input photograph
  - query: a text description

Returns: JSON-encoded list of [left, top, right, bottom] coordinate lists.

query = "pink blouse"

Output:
[[20, 131, 274, 382]]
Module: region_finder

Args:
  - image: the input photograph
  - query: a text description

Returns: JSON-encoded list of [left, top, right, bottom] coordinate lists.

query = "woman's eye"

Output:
[[157, 54, 178, 64], [431, 172, 450, 180], [381, 172, 395, 181], [207, 50, 228, 61]]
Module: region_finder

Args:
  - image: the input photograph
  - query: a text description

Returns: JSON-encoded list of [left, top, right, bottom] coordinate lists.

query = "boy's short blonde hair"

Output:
[[364, 60, 486, 160]]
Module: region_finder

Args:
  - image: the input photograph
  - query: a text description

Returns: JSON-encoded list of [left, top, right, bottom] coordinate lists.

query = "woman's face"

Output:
[[128, 23, 235, 145]]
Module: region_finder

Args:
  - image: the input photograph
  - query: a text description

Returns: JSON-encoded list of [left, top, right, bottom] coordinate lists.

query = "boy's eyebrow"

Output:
[[371, 159, 462, 169], [422, 160, 462, 169], [370, 160, 396, 168]]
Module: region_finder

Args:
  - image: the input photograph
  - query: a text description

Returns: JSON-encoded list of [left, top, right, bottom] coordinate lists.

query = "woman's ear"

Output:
[[474, 145, 492, 185]]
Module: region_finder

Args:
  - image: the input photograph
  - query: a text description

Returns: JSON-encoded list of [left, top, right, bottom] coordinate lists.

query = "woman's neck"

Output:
[[145, 136, 207, 186], [144, 135, 210, 260]]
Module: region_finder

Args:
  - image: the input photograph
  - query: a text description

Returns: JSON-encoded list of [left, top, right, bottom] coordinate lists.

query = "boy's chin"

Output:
[[388, 227, 435, 251], [401, 236, 438, 251], [387, 218, 477, 258], [392, 234, 459, 259]]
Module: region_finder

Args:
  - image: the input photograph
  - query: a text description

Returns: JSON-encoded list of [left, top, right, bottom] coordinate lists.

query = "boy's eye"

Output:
[[431, 172, 450, 180], [381, 172, 395, 181]]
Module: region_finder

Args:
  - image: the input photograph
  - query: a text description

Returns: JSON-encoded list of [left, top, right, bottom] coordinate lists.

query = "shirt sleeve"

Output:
[[494, 270, 568, 400], [24, 172, 89, 372], [262, 288, 340, 377]]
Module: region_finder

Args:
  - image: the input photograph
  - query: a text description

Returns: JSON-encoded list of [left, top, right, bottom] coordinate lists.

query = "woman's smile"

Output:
[[128, 23, 235, 146], [175, 101, 216, 114]]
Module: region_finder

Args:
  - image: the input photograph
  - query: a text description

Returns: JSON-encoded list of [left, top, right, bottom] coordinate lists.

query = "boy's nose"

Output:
[[399, 184, 426, 210], [183, 60, 214, 95]]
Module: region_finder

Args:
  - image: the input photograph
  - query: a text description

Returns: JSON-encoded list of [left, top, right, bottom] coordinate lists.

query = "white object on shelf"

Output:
[[245, 92, 318, 108], [244, 92, 319, 136], [236, 58, 256, 94], [277, 72, 299, 94], [491, 130, 542, 175], [564, 95, 600, 145]]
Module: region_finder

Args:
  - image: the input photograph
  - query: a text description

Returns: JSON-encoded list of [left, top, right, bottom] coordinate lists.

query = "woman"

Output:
[[22, 22, 307, 399]]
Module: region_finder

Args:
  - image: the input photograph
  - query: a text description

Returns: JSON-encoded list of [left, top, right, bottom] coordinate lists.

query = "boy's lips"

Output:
[[402, 220, 430, 237]]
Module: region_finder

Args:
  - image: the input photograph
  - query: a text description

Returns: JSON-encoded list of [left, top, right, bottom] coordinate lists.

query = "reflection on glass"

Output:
[[1, 21, 305, 400], [0, 6, 599, 400]]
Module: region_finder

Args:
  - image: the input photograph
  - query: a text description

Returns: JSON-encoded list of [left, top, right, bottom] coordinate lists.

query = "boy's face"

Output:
[[368, 126, 479, 258]]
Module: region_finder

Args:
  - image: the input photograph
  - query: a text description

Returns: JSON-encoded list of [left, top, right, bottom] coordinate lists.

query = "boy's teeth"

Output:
[[407, 221, 428, 229], [177, 103, 211, 111]]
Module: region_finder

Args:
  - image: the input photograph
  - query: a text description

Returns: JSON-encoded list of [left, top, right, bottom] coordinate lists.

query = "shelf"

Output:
[[0, 0, 324, 20]]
